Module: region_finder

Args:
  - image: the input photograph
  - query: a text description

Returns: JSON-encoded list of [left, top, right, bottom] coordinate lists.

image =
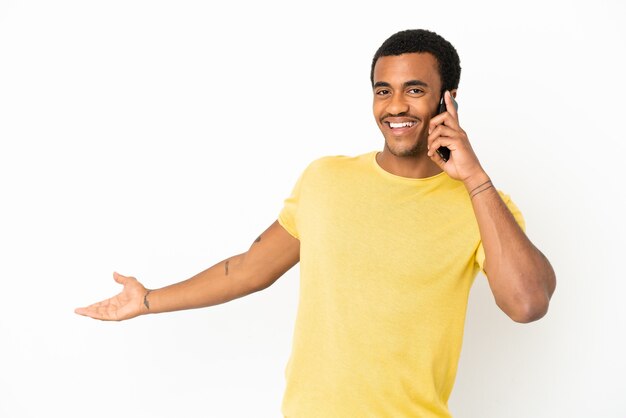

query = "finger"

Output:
[[74, 307, 88, 316], [427, 124, 458, 152], [445, 90, 459, 121], [428, 113, 445, 134], [75, 305, 105, 319], [75, 308, 107, 320], [428, 111, 459, 134], [76, 303, 115, 321], [428, 136, 458, 159], [113, 271, 129, 285], [428, 144, 447, 168], [75, 297, 114, 317], [76, 299, 109, 313]]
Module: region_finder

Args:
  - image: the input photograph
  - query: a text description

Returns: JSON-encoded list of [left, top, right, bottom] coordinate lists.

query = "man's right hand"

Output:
[[75, 272, 148, 321], [75, 220, 300, 320]]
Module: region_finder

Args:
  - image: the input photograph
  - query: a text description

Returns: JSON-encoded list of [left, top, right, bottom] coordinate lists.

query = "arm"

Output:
[[463, 174, 556, 323], [75, 220, 300, 321], [427, 91, 556, 323]]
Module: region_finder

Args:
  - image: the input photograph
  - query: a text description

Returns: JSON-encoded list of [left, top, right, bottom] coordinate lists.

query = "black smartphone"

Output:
[[435, 91, 458, 162]]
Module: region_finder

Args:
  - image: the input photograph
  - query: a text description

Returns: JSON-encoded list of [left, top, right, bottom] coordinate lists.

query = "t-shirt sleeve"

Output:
[[277, 168, 306, 240], [475, 191, 526, 275]]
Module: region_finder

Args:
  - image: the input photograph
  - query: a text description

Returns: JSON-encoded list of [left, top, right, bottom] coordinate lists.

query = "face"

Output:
[[372, 52, 443, 158]]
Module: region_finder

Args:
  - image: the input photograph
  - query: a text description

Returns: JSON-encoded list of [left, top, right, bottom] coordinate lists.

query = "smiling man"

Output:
[[76, 29, 556, 417]]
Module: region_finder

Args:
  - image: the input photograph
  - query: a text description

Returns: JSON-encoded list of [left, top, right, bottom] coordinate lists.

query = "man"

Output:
[[76, 29, 556, 417]]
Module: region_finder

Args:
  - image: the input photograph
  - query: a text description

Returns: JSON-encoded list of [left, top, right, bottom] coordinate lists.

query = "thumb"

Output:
[[113, 271, 130, 285]]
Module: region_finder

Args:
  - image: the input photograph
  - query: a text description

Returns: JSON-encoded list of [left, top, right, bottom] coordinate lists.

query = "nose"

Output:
[[386, 93, 409, 115]]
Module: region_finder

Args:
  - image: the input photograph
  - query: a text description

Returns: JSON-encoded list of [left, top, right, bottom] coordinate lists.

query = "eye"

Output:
[[376, 89, 390, 96], [408, 88, 424, 95]]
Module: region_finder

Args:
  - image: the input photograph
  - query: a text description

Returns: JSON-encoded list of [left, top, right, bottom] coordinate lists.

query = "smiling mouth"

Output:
[[386, 121, 417, 129]]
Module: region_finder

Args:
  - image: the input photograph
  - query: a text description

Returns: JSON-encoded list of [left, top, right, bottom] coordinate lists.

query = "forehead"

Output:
[[373, 52, 441, 89]]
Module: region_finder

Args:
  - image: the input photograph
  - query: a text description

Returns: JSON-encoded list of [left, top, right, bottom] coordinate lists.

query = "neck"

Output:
[[375, 148, 443, 179]]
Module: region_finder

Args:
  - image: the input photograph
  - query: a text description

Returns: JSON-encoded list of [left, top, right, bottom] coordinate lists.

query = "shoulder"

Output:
[[303, 152, 374, 176]]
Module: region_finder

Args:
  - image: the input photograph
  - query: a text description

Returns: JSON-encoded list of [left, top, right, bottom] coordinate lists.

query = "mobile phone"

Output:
[[435, 91, 458, 162]]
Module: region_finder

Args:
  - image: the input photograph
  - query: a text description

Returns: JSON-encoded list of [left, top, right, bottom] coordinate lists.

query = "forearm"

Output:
[[425, 95, 555, 322], [144, 253, 257, 314], [465, 173, 556, 322]]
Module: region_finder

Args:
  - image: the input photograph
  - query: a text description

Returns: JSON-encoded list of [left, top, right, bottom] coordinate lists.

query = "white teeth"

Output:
[[389, 121, 415, 128]]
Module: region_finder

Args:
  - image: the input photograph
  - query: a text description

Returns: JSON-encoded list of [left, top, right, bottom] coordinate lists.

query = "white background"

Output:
[[1, 1, 624, 417]]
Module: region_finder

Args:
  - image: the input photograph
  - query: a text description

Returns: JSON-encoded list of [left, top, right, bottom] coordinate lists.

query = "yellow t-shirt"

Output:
[[278, 151, 525, 417]]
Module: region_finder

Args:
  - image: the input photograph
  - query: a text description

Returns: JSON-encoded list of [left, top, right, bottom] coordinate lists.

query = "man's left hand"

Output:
[[427, 90, 486, 184]]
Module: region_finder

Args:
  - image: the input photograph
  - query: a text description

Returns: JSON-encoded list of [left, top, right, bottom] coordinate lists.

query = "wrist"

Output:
[[463, 170, 491, 193], [142, 289, 153, 314]]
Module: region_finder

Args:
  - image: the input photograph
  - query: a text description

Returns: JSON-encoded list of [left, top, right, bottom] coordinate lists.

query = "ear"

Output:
[[450, 89, 458, 99]]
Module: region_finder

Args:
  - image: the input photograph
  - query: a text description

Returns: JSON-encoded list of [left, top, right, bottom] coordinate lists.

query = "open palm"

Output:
[[75, 272, 147, 321]]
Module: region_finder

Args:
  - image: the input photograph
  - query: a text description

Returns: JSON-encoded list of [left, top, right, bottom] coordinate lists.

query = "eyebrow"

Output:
[[373, 79, 430, 89]]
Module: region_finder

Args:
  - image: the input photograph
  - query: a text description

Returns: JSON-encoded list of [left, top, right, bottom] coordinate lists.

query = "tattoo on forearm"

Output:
[[469, 179, 492, 195], [225, 259, 230, 276], [143, 290, 152, 310], [254, 235, 262, 243], [471, 184, 495, 200]]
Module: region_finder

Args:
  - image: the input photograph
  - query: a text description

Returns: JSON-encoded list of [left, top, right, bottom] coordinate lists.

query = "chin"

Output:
[[385, 138, 424, 158]]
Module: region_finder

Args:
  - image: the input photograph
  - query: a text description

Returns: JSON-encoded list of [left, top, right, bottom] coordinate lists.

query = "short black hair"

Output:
[[370, 29, 461, 92]]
